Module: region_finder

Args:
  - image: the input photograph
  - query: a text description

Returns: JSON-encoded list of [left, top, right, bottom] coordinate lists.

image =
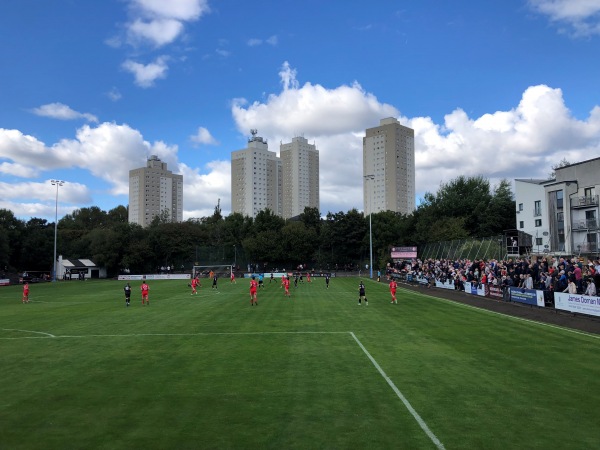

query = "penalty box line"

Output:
[[350, 332, 445, 450]]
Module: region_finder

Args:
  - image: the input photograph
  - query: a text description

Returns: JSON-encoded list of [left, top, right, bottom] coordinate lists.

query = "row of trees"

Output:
[[0, 176, 515, 277]]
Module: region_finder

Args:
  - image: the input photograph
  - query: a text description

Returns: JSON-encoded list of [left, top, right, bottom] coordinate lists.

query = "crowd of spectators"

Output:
[[388, 256, 600, 296]]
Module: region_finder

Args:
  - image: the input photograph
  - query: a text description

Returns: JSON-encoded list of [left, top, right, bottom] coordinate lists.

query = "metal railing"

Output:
[[572, 219, 599, 231], [571, 195, 599, 208]]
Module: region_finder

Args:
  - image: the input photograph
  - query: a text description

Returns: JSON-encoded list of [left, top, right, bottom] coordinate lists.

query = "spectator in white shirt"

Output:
[[585, 278, 596, 296]]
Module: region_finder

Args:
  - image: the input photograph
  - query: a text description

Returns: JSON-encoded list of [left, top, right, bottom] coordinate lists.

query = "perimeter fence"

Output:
[[418, 235, 505, 261]]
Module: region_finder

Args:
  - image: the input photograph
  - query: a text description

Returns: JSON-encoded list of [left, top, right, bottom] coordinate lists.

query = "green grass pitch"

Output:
[[1, 277, 599, 449]]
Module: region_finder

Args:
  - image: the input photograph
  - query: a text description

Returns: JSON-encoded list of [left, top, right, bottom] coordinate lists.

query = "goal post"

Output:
[[192, 265, 233, 279]]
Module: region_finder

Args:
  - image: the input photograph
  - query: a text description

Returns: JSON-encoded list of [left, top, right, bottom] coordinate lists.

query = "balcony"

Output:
[[572, 219, 599, 231], [575, 242, 599, 254], [571, 195, 599, 209]]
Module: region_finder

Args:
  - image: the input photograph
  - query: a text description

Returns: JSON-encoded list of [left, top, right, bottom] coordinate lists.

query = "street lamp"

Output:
[[364, 174, 374, 279], [50, 180, 65, 282]]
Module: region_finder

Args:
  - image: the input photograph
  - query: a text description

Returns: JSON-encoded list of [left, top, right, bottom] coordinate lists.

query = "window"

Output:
[[518, 203, 523, 211], [556, 190, 563, 209], [536, 238, 543, 246], [519, 221, 524, 229], [534, 200, 542, 216], [535, 219, 542, 227]]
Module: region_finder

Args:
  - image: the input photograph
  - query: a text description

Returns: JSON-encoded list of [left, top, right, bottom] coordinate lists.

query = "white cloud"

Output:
[[179, 160, 231, 219], [131, 0, 209, 21], [107, 87, 122, 102], [126, 0, 210, 47], [231, 63, 600, 213], [247, 35, 278, 47], [0, 162, 40, 178], [231, 62, 398, 214], [404, 84, 600, 198], [0, 181, 93, 220], [122, 56, 169, 87], [0, 122, 178, 197], [128, 18, 184, 47], [5, 64, 600, 222], [0, 121, 228, 221], [31, 103, 98, 123], [215, 48, 231, 58], [528, 0, 600, 36], [190, 127, 219, 146]]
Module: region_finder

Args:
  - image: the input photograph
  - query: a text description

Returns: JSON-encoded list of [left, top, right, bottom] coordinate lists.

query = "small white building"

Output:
[[57, 255, 107, 280]]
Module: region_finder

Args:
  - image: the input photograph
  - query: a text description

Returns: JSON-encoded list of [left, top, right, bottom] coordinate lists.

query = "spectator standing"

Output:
[[585, 277, 596, 296], [563, 277, 577, 294], [574, 264, 583, 293]]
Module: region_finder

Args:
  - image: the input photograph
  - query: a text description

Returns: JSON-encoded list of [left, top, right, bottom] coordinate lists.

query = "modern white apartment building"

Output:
[[363, 117, 415, 216], [280, 136, 319, 219], [128, 155, 183, 227], [514, 179, 551, 254], [231, 130, 282, 218], [514, 157, 600, 257]]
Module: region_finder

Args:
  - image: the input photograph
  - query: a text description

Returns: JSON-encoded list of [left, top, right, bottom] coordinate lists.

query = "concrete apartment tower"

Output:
[[363, 117, 415, 215], [128, 155, 184, 227], [280, 136, 320, 219], [231, 130, 282, 218]]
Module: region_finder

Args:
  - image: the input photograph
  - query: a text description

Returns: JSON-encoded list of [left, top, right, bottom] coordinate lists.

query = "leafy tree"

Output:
[[478, 179, 515, 235], [280, 221, 318, 266], [321, 209, 367, 266], [253, 209, 285, 234], [20, 218, 54, 271], [106, 205, 128, 225], [299, 207, 321, 234], [242, 230, 283, 268], [60, 206, 108, 230], [0, 209, 24, 269]]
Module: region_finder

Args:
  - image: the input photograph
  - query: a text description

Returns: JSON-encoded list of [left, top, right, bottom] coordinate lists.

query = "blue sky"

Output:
[[1, 0, 600, 221]]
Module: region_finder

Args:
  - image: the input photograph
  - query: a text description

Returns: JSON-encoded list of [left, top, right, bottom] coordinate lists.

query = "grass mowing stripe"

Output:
[[402, 287, 600, 340], [350, 332, 446, 450]]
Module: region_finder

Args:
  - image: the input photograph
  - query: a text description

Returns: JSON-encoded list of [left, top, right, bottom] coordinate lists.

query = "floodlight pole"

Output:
[[50, 180, 65, 282], [364, 174, 374, 279]]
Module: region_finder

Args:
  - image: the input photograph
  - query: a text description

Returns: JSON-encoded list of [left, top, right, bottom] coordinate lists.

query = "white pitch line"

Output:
[[404, 288, 600, 340], [0, 330, 349, 340], [350, 332, 445, 450], [29, 300, 96, 305], [2, 328, 55, 338]]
